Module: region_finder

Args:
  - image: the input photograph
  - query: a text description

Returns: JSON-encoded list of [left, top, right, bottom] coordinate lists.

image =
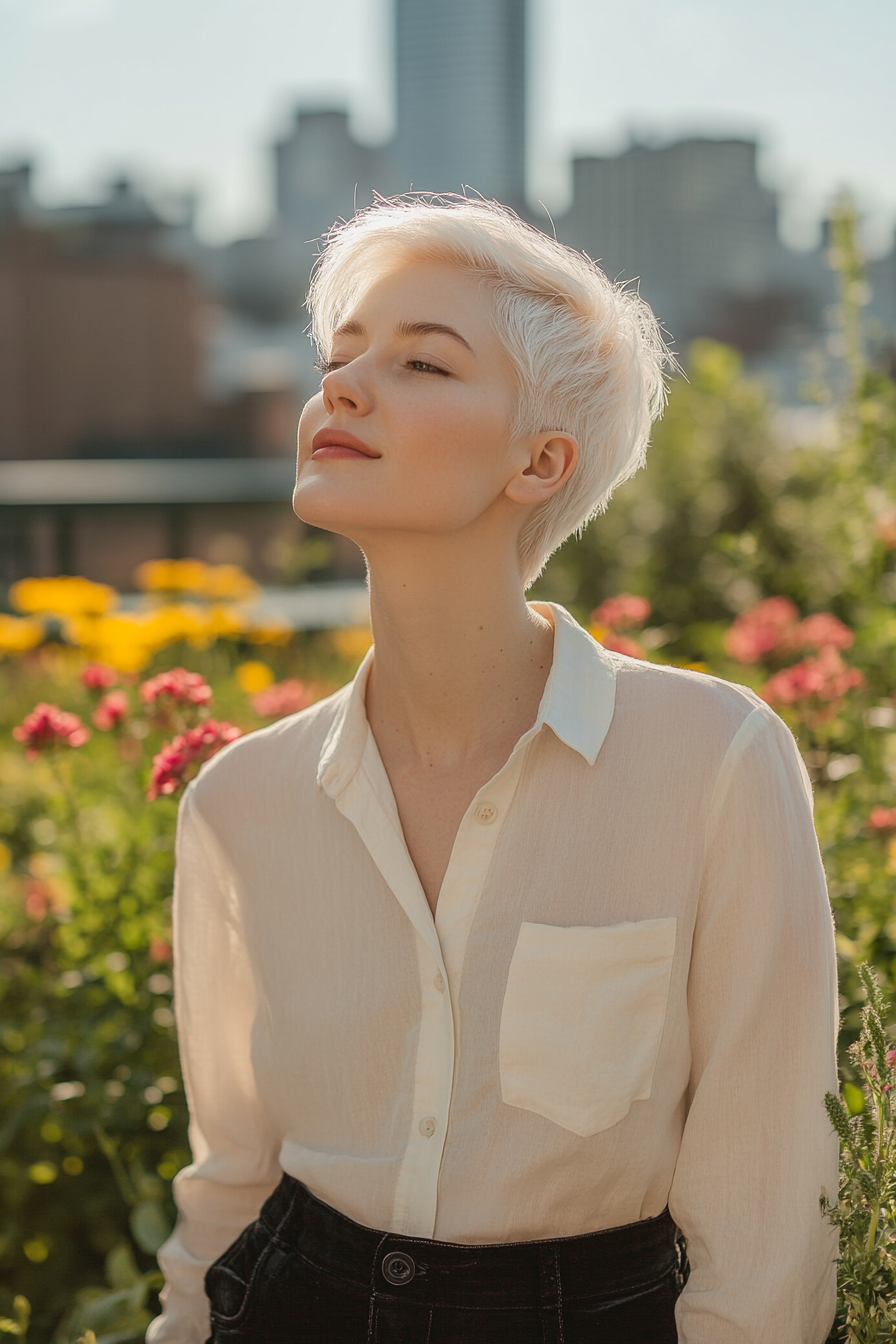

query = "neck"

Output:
[[362, 534, 554, 767]]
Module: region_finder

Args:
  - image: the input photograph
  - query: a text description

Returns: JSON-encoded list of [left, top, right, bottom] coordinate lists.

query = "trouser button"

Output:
[[382, 1251, 416, 1285]]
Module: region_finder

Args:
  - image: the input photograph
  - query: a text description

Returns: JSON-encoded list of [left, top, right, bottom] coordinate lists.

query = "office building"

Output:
[[393, 0, 527, 207]]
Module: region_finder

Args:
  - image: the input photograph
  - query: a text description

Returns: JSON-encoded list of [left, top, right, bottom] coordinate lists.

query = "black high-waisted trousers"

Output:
[[205, 1174, 685, 1343]]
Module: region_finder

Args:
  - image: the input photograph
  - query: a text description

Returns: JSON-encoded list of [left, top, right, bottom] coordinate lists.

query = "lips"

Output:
[[311, 429, 379, 459]]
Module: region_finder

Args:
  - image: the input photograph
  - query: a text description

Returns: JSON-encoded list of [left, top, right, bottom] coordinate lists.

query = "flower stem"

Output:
[[867, 1201, 880, 1253]]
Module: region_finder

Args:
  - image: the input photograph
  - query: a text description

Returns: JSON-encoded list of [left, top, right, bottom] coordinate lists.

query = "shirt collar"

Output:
[[316, 602, 617, 798]]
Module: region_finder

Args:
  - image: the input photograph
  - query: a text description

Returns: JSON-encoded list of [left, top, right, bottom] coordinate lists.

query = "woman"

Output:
[[147, 196, 839, 1343]]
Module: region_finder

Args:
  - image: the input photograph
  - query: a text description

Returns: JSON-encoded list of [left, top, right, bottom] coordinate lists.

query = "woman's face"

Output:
[[293, 260, 527, 547]]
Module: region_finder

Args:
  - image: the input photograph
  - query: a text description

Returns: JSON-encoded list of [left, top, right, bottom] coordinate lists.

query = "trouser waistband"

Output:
[[257, 1175, 682, 1309]]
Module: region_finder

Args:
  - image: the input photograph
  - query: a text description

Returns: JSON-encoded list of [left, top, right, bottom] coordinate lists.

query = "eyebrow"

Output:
[[395, 320, 474, 354], [331, 318, 474, 355]]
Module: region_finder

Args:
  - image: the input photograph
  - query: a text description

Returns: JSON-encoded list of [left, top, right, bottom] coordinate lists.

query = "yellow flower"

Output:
[[236, 661, 275, 694], [66, 600, 253, 663], [331, 626, 373, 662], [202, 564, 259, 603], [135, 558, 209, 594], [97, 641, 153, 674], [66, 612, 154, 671], [140, 603, 207, 647], [11, 576, 117, 618], [0, 614, 44, 654], [205, 604, 249, 640], [135, 558, 258, 603]]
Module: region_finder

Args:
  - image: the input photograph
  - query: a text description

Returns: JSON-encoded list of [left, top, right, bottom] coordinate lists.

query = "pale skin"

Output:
[[294, 261, 578, 915]]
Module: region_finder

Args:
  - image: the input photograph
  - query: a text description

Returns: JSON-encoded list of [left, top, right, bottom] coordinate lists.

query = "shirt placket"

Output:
[[329, 726, 539, 1238], [434, 738, 534, 997], [327, 732, 452, 1237], [392, 737, 536, 1237]]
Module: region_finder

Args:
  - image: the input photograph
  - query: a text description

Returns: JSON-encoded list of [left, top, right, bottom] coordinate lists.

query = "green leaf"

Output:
[[58, 1286, 150, 1342], [844, 1082, 866, 1115], [129, 1200, 171, 1255], [105, 1243, 141, 1290]]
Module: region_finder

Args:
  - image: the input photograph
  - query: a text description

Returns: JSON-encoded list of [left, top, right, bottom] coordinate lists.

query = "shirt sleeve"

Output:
[[669, 704, 840, 1344], [146, 783, 283, 1344]]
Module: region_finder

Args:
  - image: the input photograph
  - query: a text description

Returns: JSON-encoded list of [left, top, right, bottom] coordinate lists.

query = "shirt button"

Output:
[[474, 801, 498, 825], [434, 971, 445, 993], [419, 1116, 436, 1138]]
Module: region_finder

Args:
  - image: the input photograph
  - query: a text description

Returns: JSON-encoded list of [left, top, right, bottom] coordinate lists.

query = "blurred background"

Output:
[[0, 0, 894, 600]]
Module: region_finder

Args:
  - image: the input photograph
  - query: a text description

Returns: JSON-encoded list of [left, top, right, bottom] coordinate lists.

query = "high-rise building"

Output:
[[393, 0, 527, 208], [275, 109, 388, 246], [558, 138, 828, 355]]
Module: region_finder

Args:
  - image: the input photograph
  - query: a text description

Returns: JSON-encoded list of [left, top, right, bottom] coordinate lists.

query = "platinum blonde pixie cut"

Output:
[[307, 195, 670, 587]]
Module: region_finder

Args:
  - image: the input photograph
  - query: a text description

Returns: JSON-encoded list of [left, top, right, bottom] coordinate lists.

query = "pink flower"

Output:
[[13, 702, 91, 760], [147, 720, 242, 800], [869, 806, 896, 831], [92, 690, 129, 731], [761, 645, 865, 709], [887, 1049, 896, 1070], [725, 600, 855, 665], [251, 679, 317, 718], [795, 613, 854, 653], [23, 877, 67, 921], [591, 594, 652, 631], [601, 633, 646, 660], [724, 597, 799, 664], [149, 938, 172, 963], [140, 667, 213, 709], [81, 662, 118, 692]]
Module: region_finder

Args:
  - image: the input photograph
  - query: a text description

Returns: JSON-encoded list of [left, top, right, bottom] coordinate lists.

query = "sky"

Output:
[[1, 0, 894, 254]]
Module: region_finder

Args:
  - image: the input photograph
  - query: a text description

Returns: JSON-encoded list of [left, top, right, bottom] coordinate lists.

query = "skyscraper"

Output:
[[393, 0, 527, 208]]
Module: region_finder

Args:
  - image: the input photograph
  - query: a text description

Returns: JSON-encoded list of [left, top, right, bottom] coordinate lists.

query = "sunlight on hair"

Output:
[[307, 193, 673, 585]]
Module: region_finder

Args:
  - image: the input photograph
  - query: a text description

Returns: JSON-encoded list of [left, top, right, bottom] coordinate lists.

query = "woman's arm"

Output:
[[669, 704, 840, 1343], [146, 783, 282, 1343]]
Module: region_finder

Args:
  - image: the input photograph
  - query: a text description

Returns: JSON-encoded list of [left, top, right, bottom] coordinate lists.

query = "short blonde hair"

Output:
[[307, 195, 669, 586]]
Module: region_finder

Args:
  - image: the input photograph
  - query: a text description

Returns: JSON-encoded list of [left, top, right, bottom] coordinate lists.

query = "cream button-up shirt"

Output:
[[148, 603, 839, 1343]]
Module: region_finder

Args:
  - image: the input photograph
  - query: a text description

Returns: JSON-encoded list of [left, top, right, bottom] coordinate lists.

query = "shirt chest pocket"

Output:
[[498, 918, 677, 1138]]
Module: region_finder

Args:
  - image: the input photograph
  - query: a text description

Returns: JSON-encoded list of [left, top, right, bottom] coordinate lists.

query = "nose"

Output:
[[321, 362, 372, 417]]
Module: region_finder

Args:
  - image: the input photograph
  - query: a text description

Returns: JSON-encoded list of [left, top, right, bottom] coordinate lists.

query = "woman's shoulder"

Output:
[[612, 650, 761, 714], [188, 681, 352, 806], [608, 652, 784, 756]]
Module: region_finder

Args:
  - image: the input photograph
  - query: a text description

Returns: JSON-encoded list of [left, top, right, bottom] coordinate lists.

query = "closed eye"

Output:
[[314, 355, 451, 377], [407, 359, 450, 376]]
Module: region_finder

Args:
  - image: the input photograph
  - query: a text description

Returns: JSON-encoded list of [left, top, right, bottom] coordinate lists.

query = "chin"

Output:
[[292, 478, 384, 540], [293, 474, 501, 546]]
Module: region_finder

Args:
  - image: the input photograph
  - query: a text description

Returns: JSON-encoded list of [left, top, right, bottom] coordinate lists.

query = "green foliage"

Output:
[[0, 1297, 30, 1338], [823, 964, 896, 1340], [533, 337, 792, 627], [533, 197, 896, 648], [53, 1244, 161, 1344], [0, 732, 184, 1336], [0, 635, 361, 1341]]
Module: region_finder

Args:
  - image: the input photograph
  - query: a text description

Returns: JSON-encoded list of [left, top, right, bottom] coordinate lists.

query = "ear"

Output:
[[504, 432, 579, 506]]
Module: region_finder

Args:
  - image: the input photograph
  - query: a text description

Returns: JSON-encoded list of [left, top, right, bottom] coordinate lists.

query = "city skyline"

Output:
[[1, 0, 894, 253]]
